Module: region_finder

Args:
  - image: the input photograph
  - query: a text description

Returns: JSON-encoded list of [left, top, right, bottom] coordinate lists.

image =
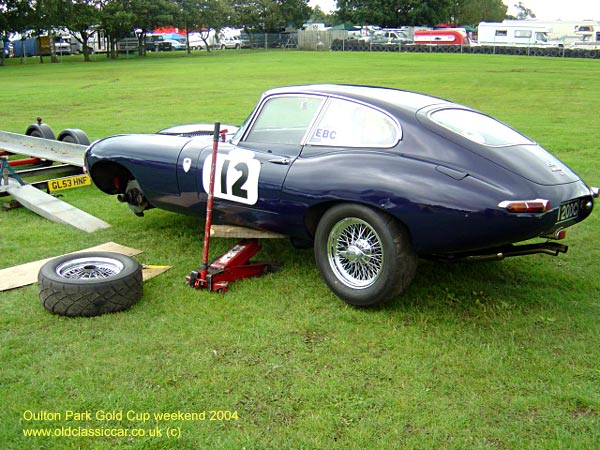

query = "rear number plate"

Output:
[[48, 174, 91, 193], [557, 199, 580, 224]]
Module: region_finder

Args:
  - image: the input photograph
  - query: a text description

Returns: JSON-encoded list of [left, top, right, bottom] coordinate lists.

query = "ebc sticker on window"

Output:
[[308, 99, 400, 148], [202, 149, 260, 205], [313, 128, 337, 140]]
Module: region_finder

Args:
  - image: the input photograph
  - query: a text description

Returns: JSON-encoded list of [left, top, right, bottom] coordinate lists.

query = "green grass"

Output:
[[1, 51, 600, 449]]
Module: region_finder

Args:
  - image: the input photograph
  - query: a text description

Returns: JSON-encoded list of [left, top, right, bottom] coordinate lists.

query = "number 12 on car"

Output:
[[202, 149, 261, 205]]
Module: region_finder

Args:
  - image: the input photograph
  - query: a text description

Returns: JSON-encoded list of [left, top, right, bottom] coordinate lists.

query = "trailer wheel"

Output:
[[26, 123, 55, 140], [38, 252, 143, 317], [25, 122, 55, 166], [57, 128, 90, 145]]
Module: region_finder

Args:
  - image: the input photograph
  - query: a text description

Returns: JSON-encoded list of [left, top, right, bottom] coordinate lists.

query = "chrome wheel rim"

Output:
[[327, 218, 384, 289], [55, 257, 124, 280]]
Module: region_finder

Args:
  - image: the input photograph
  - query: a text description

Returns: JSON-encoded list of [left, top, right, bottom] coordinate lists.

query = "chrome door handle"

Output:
[[268, 158, 291, 165]]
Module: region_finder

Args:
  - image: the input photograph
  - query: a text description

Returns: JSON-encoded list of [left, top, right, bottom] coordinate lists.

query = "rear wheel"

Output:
[[314, 204, 417, 307]]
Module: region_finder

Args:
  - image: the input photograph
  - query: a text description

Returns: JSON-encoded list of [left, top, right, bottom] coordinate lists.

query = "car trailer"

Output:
[[0, 120, 110, 233]]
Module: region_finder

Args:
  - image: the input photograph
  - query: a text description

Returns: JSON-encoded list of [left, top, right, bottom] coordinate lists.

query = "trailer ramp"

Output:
[[1, 130, 109, 232], [0, 130, 86, 167], [3, 178, 110, 232]]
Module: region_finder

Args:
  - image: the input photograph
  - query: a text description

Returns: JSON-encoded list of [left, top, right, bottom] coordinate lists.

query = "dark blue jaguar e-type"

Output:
[[85, 84, 598, 306]]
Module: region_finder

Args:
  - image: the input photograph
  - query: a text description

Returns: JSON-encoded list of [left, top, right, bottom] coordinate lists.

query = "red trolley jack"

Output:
[[186, 238, 275, 293], [186, 122, 276, 293]]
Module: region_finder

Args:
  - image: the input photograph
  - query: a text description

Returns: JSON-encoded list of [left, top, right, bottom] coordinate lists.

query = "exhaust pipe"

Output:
[[434, 242, 568, 263]]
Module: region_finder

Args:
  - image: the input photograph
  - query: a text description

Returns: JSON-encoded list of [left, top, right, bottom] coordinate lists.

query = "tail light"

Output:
[[498, 199, 551, 213]]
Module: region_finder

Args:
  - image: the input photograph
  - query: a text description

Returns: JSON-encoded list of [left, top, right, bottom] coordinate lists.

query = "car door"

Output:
[[201, 94, 326, 219]]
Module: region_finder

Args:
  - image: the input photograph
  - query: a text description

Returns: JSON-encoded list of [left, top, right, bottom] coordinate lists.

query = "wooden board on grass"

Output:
[[210, 225, 286, 239], [0, 242, 142, 292]]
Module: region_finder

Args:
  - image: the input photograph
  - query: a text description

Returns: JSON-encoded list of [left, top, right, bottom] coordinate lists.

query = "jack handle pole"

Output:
[[200, 122, 221, 282]]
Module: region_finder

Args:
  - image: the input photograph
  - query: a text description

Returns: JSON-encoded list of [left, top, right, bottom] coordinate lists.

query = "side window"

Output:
[[244, 96, 323, 145], [515, 30, 532, 38], [307, 98, 400, 148], [495, 30, 507, 37], [430, 109, 532, 147]]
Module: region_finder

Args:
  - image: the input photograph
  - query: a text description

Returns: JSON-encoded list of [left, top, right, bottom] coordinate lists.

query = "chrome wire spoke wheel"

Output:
[[327, 217, 384, 289], [315, 204, 417, 307], [55, 257, 125, 280], [39, 251, 143, 317]]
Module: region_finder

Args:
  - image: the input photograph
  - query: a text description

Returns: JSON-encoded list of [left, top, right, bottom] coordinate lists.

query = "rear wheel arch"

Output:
[[305, 201, 414, 243], [304, 201, 337, 238]]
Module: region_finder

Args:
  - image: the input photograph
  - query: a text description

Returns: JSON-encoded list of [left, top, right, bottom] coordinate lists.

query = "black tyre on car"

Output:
[[38, 252, 143, 317], [314, 204, 417, 307]]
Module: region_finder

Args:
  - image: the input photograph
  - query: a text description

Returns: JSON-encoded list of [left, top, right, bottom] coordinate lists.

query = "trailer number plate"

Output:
[[48, 174, 91, 193]]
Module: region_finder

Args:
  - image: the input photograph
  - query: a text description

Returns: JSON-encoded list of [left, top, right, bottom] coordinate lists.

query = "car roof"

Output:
[[262, 84, 453, 114]]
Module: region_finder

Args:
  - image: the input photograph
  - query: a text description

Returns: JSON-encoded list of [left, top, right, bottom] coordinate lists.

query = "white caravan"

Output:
[[477, 21, 561, 47]]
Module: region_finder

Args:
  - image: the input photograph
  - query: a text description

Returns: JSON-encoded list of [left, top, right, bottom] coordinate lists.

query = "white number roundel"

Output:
[[202, 149, 260, 205]]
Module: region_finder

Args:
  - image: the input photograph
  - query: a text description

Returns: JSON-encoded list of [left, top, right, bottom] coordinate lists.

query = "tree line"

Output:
[[1, 0, 513, 63], [1, 0, 312, 61]]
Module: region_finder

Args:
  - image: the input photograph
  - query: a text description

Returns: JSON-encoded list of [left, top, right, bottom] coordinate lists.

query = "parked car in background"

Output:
[[218, 35, 249, 49], [145, 34, 165, 52], [163, 39, 186, 51], [84, 84, 598, 307], [145, 34, 180, 52], [369, 30, 411, 45]]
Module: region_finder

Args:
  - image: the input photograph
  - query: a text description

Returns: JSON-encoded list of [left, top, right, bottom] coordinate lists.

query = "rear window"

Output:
[[430, 109, 533, 147]]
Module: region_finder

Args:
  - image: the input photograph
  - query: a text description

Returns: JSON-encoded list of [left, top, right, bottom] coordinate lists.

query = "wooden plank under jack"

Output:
[[210, 224, 286, 239], [6, 180, 110, 233], [0, 242, 170, 292]]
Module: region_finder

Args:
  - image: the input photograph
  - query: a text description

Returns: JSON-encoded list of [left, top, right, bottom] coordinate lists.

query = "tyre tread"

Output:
[[38, 253, 143, 317]]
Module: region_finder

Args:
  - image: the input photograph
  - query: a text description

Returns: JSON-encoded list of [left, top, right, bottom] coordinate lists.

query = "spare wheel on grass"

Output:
[[38, 252, 143, 317]]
